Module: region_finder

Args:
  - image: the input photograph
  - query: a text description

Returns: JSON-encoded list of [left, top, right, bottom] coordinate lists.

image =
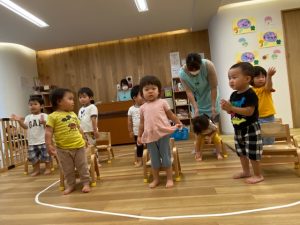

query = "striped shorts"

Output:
[[234, 122, 263, 161]]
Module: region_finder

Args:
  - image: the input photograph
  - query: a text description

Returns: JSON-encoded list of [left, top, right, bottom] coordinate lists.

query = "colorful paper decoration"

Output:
[[236, 51, 259, 65], [258, 30, 283, 48], [233, 18, 256, 34], [238, 37, 248, 47], [264, 16, 273, 26]]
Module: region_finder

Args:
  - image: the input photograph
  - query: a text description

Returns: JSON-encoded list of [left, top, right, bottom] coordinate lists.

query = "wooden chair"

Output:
[[261, 122, 300, 169], [142, 138, 181, 183], [200, 139, 228, 158], [95, 132, 114, 163], [59, 145, 100, 191]]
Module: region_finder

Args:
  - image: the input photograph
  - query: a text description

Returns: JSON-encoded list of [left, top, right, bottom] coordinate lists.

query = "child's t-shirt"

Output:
[[252, 87, 275, 118], [24, 113, 48, 145], [46, 111, 85, 149], [140, 99, 176, 143], [230, 88, 259, 130], [201, 119, 217, 136], [78, 104, 98, 133], [127, 105, 140, 136]]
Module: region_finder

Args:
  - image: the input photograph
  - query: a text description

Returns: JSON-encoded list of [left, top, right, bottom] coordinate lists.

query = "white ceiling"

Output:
[[0, 0, 251, 50]]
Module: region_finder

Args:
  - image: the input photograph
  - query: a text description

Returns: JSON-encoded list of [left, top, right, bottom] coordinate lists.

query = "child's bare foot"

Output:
[[30, 170, 40, 177], [217, 154, 223, 160], [44, 169, 51, 175], [233, 172, 251, 179], [134, 161, 142, 168], [245, 176, 264, 184], [165, 179, 174, 188], [149, 180, 160, 188], [82, 184, 91, 193], [63, 187, 75, 195], [195, 152, 202, 162]]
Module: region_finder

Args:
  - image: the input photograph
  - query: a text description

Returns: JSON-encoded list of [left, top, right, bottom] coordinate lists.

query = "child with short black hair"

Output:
[[11, 95, 51, 176], [221, 62, 264, 184], [252, 66, 276, 145], [192, 114, 223, 161], [128, 85, 144, 167], [137, 75, 182, 188], [78, 87, 99, 145], [45, 88, 91, 195]]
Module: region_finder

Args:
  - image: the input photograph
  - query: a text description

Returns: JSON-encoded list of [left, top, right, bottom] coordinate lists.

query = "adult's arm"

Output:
[[206, 60, 218, 117], [180, 78, 199, 117]]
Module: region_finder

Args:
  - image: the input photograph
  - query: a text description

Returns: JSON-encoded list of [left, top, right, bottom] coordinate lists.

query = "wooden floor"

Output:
[[1, 134, 300, 225]]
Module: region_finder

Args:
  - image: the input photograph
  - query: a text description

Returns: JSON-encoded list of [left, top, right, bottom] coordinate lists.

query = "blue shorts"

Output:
[[28, 144, 51, 164], [147, 135, 171, 169]]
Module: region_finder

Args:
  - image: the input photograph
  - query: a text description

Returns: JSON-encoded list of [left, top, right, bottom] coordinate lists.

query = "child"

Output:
[[252, 66, 276, 145], [192, 114, 223, 161], [45, 88, 91, 195], [117, 79, 131, 101], [78, 87, 99, 145], [137, 75, 182, 188], [128, 85, 144, 167], [11, 96, 51, 176], [221, 62, 264, 184]]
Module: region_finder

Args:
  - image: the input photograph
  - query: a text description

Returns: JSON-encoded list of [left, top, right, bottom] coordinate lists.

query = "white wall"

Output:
[[209, 0, 300, 134], [0, 43, 38, 118]]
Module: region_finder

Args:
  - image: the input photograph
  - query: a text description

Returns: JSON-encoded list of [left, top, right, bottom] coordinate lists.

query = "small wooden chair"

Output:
[[24, 155, 57, 175], [59, 145, 100, 191], [200, 139, 228, 158], [261, 122, 300, 169], [142, 138, 181, 183], [95, 132, 114, 163]]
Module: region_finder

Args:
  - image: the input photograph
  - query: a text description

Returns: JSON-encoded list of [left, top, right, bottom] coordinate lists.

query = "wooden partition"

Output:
[[37, 30, 211, 109], [0, 118, 28, 172]]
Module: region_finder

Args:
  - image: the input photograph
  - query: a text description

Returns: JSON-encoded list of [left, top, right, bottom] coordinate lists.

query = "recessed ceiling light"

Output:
[[134, 0, 148, 12], [0, 0, 49, 28]]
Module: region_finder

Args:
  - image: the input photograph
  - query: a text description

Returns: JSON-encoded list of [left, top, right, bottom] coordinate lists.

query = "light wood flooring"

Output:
[[1, 133, 300, 225]]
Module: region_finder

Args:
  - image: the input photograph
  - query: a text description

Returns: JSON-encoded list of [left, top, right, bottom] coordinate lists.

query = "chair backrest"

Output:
[[96, 132, 111, 146], [260, 123, 292, 145]]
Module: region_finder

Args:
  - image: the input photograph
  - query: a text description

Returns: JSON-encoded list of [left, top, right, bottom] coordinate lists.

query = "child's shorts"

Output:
[[28, 143, 51, 164], [197, 132, 222, 146], [234, 122, 263, 161]]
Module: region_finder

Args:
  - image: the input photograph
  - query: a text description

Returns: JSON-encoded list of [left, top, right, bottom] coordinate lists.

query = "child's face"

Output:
[[58, 92, 75, 112], [142, 84, 159, 102], [29, 100, 42, 114], [133, 92, 144, 106], [253, 73, 266, 88], [79, 93, 92, 106], [228, 67, 251, 91]]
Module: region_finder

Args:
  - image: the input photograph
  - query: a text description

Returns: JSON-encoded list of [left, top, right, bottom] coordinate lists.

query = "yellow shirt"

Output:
[[252, 87, 275, 118], [46, 111, 85, 149]]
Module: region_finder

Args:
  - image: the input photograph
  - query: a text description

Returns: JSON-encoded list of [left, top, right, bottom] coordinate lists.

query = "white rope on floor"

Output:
[[35, 180, 300, 221]]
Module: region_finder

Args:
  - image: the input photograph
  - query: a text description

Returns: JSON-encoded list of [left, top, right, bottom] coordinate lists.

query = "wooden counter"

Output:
[[97, 101, 135, 145]]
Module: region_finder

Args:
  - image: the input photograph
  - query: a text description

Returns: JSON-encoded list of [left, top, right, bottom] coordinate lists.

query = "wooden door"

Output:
[[282, 9, 300, 127]]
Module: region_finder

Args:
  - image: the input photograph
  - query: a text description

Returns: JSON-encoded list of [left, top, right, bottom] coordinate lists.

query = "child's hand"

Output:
[[129, 131, 134, 138], [11, 114, 22, 121], [220, 99, 232, 113], [267, 67, 276, 77], [47, 145, 57, 156], [137, 136, 143, 146], [175, 123, 183, 130], [40, 114, 46, 125]]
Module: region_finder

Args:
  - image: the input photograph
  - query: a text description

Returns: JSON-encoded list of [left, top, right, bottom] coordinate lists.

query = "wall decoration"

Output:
[[169, 52, 181, 77], [236, 51, 259, 65], [238, 37, 248, 47], [271, 49, 281, 60], [258, 30, 283, 48], [233, 17, 256, 34], [262, 54, 269, 60], [264, 16, 273, 26]]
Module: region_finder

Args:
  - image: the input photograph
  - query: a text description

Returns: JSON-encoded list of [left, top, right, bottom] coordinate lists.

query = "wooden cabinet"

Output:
[[31, 86, 56, 114], [97, 101, 134, 145], [172, 77, 192, 130]]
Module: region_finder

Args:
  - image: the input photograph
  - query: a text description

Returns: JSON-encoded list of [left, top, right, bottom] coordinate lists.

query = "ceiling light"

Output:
[[134, 0, 148, 12], [0, 0, 49, 28]]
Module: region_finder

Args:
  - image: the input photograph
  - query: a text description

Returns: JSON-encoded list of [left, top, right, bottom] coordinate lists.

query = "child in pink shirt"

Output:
[[137, 75, 182, 188]]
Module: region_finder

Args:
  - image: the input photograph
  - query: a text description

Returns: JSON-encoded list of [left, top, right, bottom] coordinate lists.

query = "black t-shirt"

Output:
[[229, 88, 258, 129]]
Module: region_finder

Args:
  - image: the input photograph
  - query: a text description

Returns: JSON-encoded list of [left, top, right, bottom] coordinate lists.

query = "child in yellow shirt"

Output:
[[192, 114, 223, 161], [252, 66, 276, 144]]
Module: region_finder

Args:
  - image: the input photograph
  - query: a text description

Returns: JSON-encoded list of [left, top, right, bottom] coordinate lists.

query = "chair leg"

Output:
[[59, 170, 65, 191], [173, 151, 181, 182], [111, 147, 114, 158], [90, 155, 96, 187], [94, 156, 100, 180], [24, 160, 28, 175]]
